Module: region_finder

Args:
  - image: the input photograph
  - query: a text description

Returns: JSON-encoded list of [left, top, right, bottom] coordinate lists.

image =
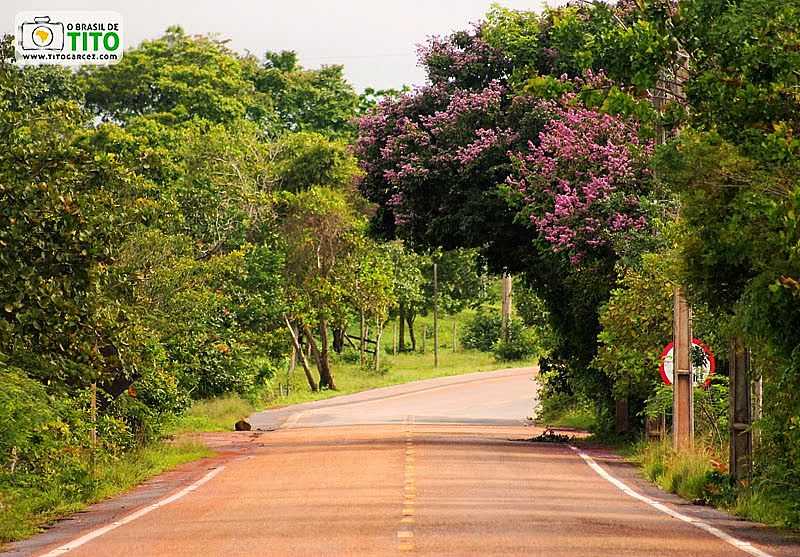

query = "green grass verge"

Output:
[[627, 440, 800, 529], [0, 441, 211, 544]]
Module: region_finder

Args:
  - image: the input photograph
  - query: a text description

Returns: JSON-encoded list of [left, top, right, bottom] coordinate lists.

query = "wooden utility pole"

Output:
[[90, 382, 97, 477], [673, 288, 694, 450], [433, 262, 439, 368], [501, 273, 513, 341], [730, 336, 752, 482]]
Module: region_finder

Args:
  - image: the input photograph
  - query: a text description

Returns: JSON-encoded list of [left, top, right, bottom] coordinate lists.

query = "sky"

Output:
[[3, 0, 560, 91]]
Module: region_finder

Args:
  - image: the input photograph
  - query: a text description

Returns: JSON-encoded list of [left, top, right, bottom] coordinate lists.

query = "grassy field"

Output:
[[0, 441, 211, 544], [178, 310, 530, 432]]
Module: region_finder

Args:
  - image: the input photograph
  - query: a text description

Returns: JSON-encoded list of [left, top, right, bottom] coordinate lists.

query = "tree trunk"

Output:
[[319, 319, 336, 391], [615, 398, 629, 434], [398, 302, 406, 352], [407, 313, 416, 351], [311, 319, 336, 390], [332, 325, 345, 354], [284, 316, 317, 392]]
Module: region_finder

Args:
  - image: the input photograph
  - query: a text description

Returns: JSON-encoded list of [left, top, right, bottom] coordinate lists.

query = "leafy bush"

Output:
[[644, 376, 729, 446], [0, 365, 86, 474], [462, 312, 502, 352], [492, 319, 539, 361]]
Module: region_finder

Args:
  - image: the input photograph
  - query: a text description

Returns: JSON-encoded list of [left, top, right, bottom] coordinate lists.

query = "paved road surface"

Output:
[[9, 367, 798, 556]]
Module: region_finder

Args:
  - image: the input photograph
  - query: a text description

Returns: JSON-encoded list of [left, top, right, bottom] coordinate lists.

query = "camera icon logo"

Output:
[[20, 16, 64, 51]]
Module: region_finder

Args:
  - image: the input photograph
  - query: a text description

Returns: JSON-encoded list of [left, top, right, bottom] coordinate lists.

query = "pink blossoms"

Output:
[[510, 105, 654, 264]]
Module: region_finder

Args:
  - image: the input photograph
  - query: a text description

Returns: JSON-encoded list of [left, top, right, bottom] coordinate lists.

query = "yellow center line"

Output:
[[398, 416, 417, 552]]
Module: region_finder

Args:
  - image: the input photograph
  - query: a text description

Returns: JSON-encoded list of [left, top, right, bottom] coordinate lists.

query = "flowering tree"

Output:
[[510, 104, 654, 264], [356, 8, 664, 426]]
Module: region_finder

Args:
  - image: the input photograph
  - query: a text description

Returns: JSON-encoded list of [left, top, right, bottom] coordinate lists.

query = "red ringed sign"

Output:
[[659, 338, 716, 387]]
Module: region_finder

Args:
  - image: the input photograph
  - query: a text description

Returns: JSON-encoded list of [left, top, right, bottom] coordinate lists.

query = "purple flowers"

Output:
[[511, 106, 654, 262]]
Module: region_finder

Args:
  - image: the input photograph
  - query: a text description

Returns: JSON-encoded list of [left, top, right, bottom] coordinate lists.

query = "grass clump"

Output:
[[630, 440, 800, 529], [635, 440, 721, 502]]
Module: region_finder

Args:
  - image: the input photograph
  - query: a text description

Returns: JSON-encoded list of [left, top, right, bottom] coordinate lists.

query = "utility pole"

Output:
[[433, 262, 439, 368], [501, 273, 512, 341], [90, 382, 97, 477], [673, 287, 694, 450], [730, 336, 752, 482]]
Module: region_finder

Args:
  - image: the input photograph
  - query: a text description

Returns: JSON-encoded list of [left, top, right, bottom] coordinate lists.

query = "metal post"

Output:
[[673, 287, 694, 450], [730, 336, 752, 482], [433, 263, 439, 368]]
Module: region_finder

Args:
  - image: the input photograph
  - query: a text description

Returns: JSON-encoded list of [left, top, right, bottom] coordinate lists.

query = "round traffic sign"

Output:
[[659, 338, 715, 387]]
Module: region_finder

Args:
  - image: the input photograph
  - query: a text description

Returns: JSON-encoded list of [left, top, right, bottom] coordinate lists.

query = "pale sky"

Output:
[[3, 0, 560, 91]]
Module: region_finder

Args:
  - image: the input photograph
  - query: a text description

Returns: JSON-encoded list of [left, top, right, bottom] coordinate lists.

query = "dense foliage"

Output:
[[356, 0, 800, 524], [0, 27, 504, 532]]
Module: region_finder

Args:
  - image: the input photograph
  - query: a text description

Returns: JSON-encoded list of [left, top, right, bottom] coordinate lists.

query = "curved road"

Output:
[[10, 367, 798, 557]]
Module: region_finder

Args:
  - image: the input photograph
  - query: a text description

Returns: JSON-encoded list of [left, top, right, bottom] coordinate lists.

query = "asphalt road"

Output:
[[11, 367, 799, 557]]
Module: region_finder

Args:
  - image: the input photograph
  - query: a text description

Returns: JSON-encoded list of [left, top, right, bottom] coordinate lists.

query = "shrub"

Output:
[[492, 319, 538, 361], [0, 363, 91, 490], [462, 312, 502, 352]]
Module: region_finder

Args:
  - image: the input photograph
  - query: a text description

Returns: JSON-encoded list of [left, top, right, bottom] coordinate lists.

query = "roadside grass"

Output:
[[176, 395, 258, 432], [631, 439, 721, 501], [0, 441, 211, 545], [627, 439, 800, 529]]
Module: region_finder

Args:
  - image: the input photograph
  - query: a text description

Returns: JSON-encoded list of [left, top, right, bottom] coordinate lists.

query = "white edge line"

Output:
[[568, 445, 773, 557], [37, 466, 225, 557]]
